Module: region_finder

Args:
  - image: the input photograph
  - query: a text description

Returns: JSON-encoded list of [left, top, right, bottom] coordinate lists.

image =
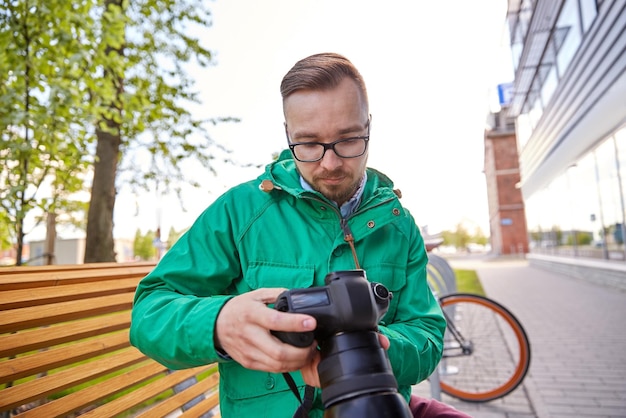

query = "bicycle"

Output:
[[436, 292, 531, 402]]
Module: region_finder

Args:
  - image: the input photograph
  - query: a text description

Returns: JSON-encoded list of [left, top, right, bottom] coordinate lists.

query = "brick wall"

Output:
[[484, 113, 529, 255]]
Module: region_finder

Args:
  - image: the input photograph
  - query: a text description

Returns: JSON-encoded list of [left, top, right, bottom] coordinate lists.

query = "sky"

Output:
[[109, 0, 515, 241], [30, 1, 515, 243]]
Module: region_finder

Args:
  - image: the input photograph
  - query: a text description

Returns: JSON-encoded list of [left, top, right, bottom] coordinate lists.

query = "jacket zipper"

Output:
[[300, 192, 397, 270]]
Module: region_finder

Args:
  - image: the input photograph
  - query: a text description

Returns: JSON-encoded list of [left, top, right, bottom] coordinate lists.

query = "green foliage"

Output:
[[566, 231, 593, 246], [0, 210, 11, 250], [441, 223, 489, 249], [133, 228, 156, 260], [166, 226, 186, 249], [441, 223, 471, 249], [113, 0, 240, 199], [1, 0, 239, 262], [0, 0, 95, 259]]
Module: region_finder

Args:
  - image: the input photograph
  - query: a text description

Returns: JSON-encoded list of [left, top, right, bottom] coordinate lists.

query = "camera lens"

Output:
[[318, 331, 398, 407], [318, 331, 411, 418]]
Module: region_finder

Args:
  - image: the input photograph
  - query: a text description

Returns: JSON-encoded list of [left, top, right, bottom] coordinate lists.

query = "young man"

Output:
[[131, 53, 463, 417]]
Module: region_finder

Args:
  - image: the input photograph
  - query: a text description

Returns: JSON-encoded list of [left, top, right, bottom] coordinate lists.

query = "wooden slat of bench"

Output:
[[0, 265, 153, 291], [136, 372, 220, 418], [0, 331, 130, 384], [0, 311, 130, 358], [0, 262, 154, 276], [15, 359, 170, 418], [0, 293, 134, 333], [0, 346, 146, 411], [179, 390, 221, 418], [77, 366, 217, 418], [0, 278, 140, 311]]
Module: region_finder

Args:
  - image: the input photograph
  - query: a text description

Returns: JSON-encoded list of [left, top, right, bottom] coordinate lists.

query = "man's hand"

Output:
[[215, 288, 318, 373]]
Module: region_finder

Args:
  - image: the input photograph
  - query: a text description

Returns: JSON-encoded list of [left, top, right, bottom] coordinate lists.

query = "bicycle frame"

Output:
[[441, 308, 473, 358]]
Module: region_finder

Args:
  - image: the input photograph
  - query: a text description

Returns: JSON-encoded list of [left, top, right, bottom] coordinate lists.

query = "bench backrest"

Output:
[[0, 262, 220, 418]]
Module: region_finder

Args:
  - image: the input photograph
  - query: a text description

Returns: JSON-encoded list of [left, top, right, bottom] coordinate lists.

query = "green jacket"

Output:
[[130, 150, 445, 418]]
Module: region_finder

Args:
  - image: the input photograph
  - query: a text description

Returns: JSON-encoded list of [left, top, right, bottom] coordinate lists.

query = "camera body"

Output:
[[272, 269, 391, 347], [273, 269, 412, 418]]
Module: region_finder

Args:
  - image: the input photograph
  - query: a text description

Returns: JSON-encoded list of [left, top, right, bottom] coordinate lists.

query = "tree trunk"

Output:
[[84, 0, 124, 263], [84, 125, 120, 262], [45, 212, 56, 265]]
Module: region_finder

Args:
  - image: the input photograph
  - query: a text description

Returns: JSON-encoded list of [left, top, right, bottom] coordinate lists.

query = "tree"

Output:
[[166, 226, 186, 249], [133, 228, 156, 260], [84, 0, 234, 262], [441, 223, 472, 250], [1, 0, 236, 264], [0, 0, 95, 264]]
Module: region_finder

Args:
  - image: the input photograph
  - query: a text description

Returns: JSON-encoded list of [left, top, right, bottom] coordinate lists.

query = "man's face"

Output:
[[284, 78, 369, 206]]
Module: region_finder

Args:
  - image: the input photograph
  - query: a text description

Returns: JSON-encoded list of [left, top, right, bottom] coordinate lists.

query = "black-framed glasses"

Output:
[[287, 119, 370, 163]]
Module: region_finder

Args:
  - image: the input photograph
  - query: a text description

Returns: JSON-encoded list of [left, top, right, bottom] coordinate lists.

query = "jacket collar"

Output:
[[260, 149, 401, 207]]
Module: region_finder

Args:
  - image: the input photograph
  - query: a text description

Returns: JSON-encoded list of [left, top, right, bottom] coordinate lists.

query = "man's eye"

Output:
[[341, 137, 359, 144]]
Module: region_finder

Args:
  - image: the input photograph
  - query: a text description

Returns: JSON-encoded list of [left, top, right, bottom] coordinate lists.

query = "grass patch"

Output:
[[454, 269, 486, 296]]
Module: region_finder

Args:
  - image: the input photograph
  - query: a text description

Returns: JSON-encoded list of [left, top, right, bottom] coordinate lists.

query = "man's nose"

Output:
[[319, 148, 343, 170]]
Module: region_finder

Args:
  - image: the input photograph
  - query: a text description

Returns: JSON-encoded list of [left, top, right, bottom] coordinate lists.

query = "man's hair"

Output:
[[280, 52, 369, 109]]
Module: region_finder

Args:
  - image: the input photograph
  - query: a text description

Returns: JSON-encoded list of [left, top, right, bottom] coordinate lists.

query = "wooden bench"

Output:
[[0, 262, 221, 417]]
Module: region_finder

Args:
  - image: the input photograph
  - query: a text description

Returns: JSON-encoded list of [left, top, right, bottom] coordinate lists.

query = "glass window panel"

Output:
[[568, 156, 601, 254], [543, 35, 557, 65], [552, 26, 570, 52], [528, 96, 543, 128], [556, 0, 582, 77], [516, 112, 532, 150], [594, 139, 625, 258], [615, 126, 626, 202], [518, 0, 533, 40], [580, 0, 597, 33], [540, 66, 558, 107], [526, 188, 553, 251], [510, 22, 524, 72]]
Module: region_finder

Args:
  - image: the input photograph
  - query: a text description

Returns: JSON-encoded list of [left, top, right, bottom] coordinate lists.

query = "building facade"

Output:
[[484, 109, 529, 256], [505, 0, 626, 289]]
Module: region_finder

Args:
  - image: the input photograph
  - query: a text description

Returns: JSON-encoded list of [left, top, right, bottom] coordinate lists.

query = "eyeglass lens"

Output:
[[292, 137, 367, 162]]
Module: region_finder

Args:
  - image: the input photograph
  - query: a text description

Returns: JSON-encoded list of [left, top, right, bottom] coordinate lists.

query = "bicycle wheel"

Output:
[[437, 293, 531, 402]]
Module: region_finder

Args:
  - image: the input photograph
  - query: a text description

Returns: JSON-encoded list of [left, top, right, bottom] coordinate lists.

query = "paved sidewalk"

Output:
[[412, 256, 626, 418]]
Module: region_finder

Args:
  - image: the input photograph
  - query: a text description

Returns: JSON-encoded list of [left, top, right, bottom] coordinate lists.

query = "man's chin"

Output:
[[318, 187, 351, 206]]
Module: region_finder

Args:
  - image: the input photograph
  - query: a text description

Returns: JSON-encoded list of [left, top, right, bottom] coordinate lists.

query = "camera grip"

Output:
[[271, 330, 315, 347]]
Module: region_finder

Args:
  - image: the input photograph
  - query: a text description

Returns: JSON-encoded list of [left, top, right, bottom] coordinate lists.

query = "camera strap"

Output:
[[282, 372, 314, 418]]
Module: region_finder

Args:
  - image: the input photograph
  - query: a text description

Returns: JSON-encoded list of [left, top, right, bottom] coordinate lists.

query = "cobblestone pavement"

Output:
[[412, 256, 626, 418]]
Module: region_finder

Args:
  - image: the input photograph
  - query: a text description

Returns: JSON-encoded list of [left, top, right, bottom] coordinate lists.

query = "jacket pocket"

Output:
[[245, 262, 315, 289], [220, 362, 298, 398], [359, 262, 406, 322], [218, 363, 306, 416]]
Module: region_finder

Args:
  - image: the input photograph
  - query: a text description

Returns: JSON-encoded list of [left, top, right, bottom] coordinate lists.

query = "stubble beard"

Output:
[[312, 170, 361, 207]]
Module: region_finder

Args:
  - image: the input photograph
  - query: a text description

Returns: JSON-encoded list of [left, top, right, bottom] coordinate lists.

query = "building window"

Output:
[[579, 0, 598, 33], [556, 0, 583, 77], [540, 66, 559, 107]]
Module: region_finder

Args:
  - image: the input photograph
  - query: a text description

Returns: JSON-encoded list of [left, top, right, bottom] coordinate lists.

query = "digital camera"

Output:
[[272, 270, 412, 418]]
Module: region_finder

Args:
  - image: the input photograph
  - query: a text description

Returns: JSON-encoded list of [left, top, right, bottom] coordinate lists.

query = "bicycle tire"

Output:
[[437, 293, 531, 402]]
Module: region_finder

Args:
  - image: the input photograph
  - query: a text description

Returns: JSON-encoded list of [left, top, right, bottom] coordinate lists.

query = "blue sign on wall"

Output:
[[497, 82, 514, 106]]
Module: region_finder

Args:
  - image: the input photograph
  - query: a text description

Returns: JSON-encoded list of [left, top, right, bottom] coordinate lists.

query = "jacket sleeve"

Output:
[[129, 197, 240, 370], [378, 220, 446, 385]]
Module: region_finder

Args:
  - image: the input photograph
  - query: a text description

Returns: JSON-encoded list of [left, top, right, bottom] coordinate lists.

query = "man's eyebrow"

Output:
[[290, 130, 319, 140], [291, 124, 364, 140]]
